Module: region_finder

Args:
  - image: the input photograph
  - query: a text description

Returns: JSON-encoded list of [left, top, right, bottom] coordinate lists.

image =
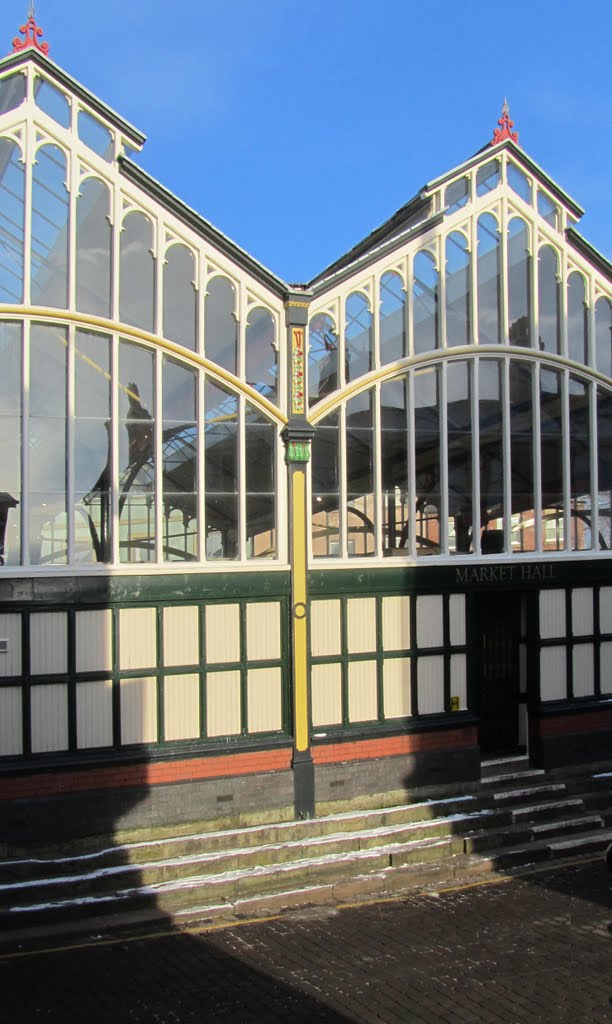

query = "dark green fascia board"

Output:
[[566, 227, 612, 283], [0, 48, 146, 148], [312, 711, 478, 744], [0, 569, 291, 606], [533, 697, 612, 719], [119, 158, 290, 300]]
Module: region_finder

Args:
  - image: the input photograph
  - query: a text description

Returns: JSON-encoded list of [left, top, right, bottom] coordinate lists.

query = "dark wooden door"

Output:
[[476, 592, 521, 755]]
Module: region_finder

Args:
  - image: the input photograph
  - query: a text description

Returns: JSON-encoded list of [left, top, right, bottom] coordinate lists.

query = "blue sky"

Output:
[[6, 0, 612, 282]]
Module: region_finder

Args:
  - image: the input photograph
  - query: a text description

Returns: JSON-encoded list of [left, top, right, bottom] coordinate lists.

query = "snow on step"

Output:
[[530, 816, 602, 836], [548, 829, 612, 853], [511, 798, 584, 821], [493, 783, 566, 801], [483, 770, 545, 785]]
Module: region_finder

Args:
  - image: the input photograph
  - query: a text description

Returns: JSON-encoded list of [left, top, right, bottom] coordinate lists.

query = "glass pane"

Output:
[[246, 307, 277, 402], [76, 177, 111, 318], [538, 246, 560, 354], [205, 276, 237, 375], [414, 366, 441, 554], [346, 391, 375, 556], [163, 244, 197, 350], [540, 369, 563, 550], [31, 145, 69, 308], [597, 386, 612, 551], [246, 407, 276, 558], [507, 218, 531, 346], [0, 73, 26, 115], [345, 292, 372, 381], [381, 378, 408, 553], [479, 360, 505, 553], [476, 159, 500, 196], [537, 190, 558, 228], [444, 177, 469, 215], [445, 232, 470, 347], [595, 298, 612, 378], [507, 163, 531, 204], [34, 77, 70, 128], [379, 271, 405, 365], [29, 324, 67, 565], [311, 411, 339, 557], [0, 139, 25, 303], [567, 273, 588, 366], [78, 110, 113, 161], [447, 361, 472, 552], [509, 361, 535, 552], [120, 212, 155, 332], [74, 331, 111, 563], [163, 359, 197, 562], [119, 342, 155, 563], [477, 213, 501, 344], [308, 313, 339, 402], [205, 381, 238, 559], [413, 251, 438, 354], [569, 377, 591, 551], [0, 322, 21, 565]]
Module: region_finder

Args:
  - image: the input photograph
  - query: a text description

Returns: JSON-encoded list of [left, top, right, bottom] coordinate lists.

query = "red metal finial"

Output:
[[12, 15, 49, 56], [491, 99, 518, 146]]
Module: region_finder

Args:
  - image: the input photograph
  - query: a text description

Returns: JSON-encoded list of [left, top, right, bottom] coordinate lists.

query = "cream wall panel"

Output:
[[207, 670, 241, 736], [76, 680, 113, 749], [163, 606, 199, 667], [31, 684, 68, 752], [416, 596, 444, 649], [0, 687, 22, 755], [247, 603, 281, 661], [383, 658, 411, 719], [347, 598, 376, 654], [348, 660, 378, 722], [571, 589, 593, 637], [0, 614, 22, 677], [164, 673, 200, 741], [120, 676, 157, 744], [417, 656, 444, 714], [600, 642, 612, 694], [449, 595, 466, 646], [76, 610, 113, 673], [247, 667, 282, 733], [572, 645, 595, 697], [540, 647, 566, 701], [206, 604, 240, 664], [119, 608, 157, 670], [30, 613, 67, 675], [600, 588, 612, 634], [539, 591, 566, 640], [450, 654, 467, 709], [382, 597, 410, 652], [311, 600, 342, 657], [311, 663, 342, 726]]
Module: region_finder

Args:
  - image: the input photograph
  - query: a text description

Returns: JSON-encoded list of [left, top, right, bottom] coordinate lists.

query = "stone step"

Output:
[[480, 769, 546, 788], [510, 798, 585, 822], [492, 783, 568, 803], [529, 815, 603, 839]]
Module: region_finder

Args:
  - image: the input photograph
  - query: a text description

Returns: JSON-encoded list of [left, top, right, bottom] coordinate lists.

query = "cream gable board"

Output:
[[164, 674, 200, 741], [382, 596, 410, 651], [119, 608, 157, 670], [449, 595, 466, 646], [246, 603, 280, 661], [416, 596, 443, 649], [450, 654, 467, 709], [383, 658, 410, 719], [571, 589, 593, 637], [572, 646, 595, 697], [0, 614, 22, 677], [120, 676, 157, 744], [247, 667, 282, 733], [75, 610, 113, 673], [347, 598, 376, 654], [540, 647, 566, 701], [311, 600, 342, 657], [31, 683, 68, 752], [207, 670, 241, 736], [163, 606, 199, 667], [311, 663, 342, 726], [76, 680, 113, 749], [348, 660, 377, 723], [600, 642, 612, 694], [417, 656, 444, 714], [539, 591, 566, 640], [600, 589, 612, 635], [206, 604, 240, 664], [30, 612, 67, 675], [0, 688, 22, 756]]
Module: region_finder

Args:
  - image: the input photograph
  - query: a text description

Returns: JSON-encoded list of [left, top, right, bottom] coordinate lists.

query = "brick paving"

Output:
[[0, 861, 611, 1023]]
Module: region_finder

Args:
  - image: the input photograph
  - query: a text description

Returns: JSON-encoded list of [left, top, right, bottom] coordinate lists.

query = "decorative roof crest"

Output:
[[491, 99, 518, 146], [12, 7, 49, 57]]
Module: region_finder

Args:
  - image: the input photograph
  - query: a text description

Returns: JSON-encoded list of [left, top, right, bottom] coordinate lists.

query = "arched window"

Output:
[[507, 218, 531, 346], [476, 159, 500, 196], [163, 244, 197, 350], [120, 211, 155, 332], [597, 384, 612, 550], [345, 291, 372, 381], [567, 273, 588, 366], [477, 213, 501, 344], [204, 380, 238, 559], [538, 246, 560, 354], [162, 358, 197, 561], [595, 297, 612, 378], [31, 144, 69, 308], [569, 374, 591, 551], [540, 367, 563, 548], [379, 271, 405, 364], [479, 359, 505, 549], [246, 306, 277, 402], [308, 313, 339, 402], [0, 72, 26, 115], [29, 323, 68, 564], [447, 361, 472, 551], [414, 365, 441, 554], [413, 251, 438, 354], [118, 341, 156, 562], [445, 232, 470, 347], [509, 360, 535, 551], [74, 330, 112, 563], [311, 411, 340, 557], [381, 377, 408, 552], [246, 404, 276, 558], [76, 177, 111, 318], [0, 139, 25, 304], [0, 322, 22, 565], [346, 390, 375, 556], [205, 276, 237, 375]]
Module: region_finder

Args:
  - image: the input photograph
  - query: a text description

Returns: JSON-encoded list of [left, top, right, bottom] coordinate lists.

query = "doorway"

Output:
[[474, 591, 522, 756]]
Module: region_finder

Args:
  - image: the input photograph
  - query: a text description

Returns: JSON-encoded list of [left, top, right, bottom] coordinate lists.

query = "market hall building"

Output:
[[0, 17, 611, 842]]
